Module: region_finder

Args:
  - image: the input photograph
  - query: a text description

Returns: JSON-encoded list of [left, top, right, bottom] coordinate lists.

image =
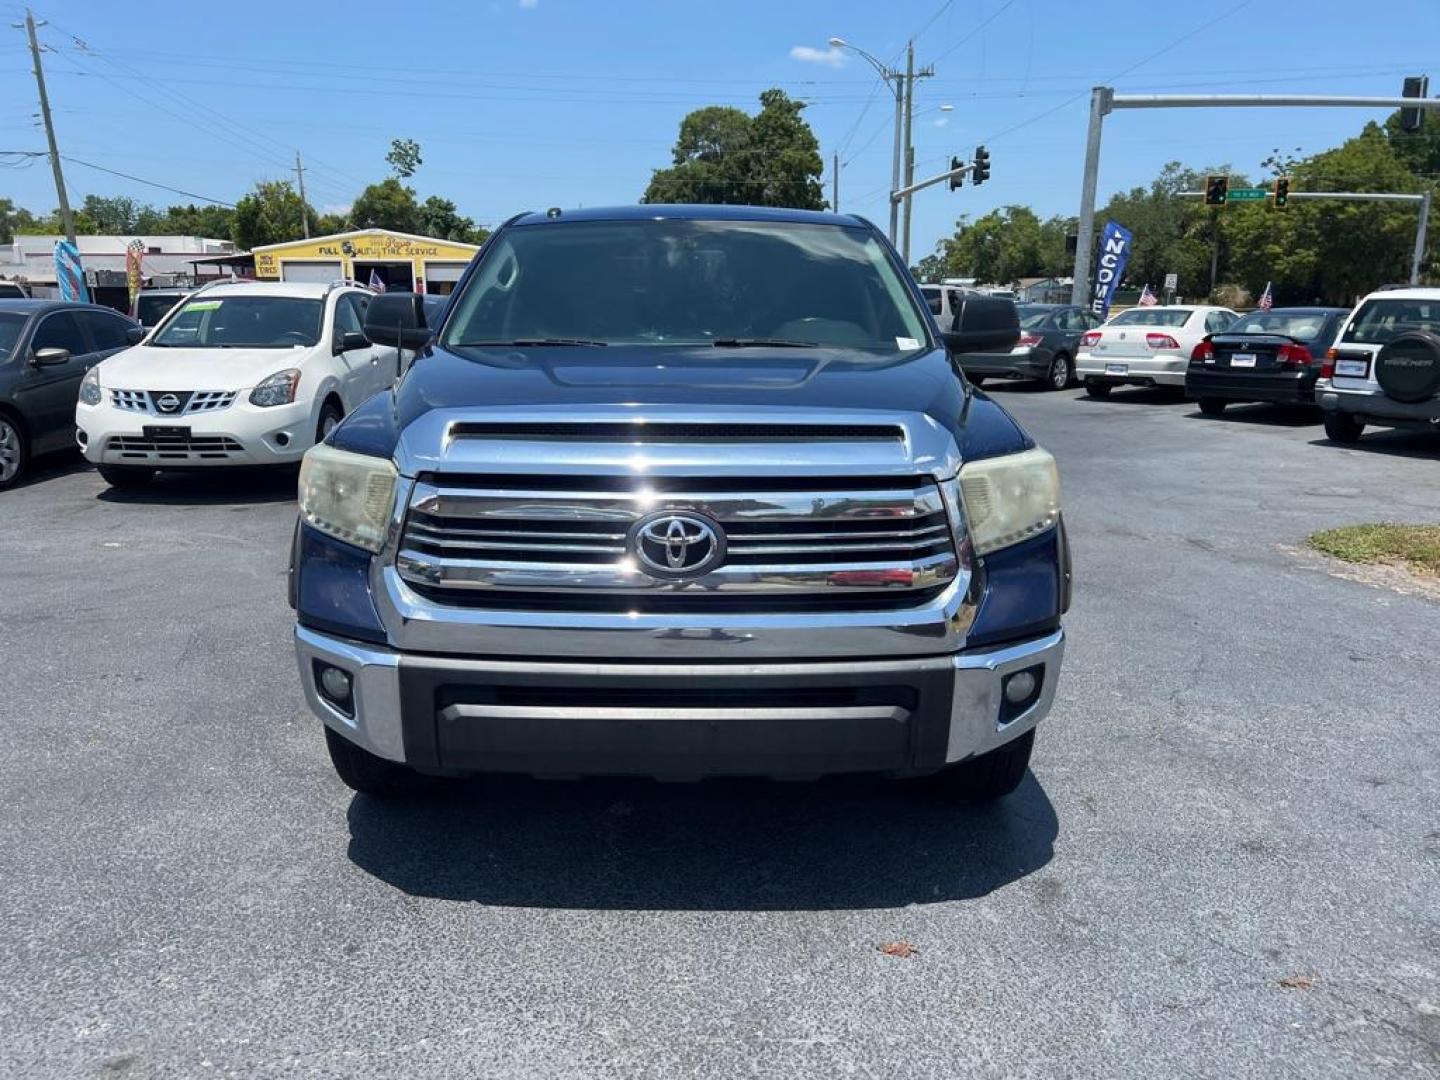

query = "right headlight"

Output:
[[79, 366, 102, 406], [958, 447, 1061, 555], [298, 443, 398, 553]]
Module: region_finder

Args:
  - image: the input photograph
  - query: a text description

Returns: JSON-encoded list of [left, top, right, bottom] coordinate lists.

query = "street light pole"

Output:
[[830, 37, 903, 244], [898, 43, 936, 266]]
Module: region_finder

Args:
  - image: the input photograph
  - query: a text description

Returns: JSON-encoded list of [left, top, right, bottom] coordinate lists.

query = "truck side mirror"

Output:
[[361, 293, 431, 351]]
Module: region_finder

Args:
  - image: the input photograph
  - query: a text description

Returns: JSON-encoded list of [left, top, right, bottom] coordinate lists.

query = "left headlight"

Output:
[[249, 368, 301, 407], [958, 446, 1061, 555], [78, 367, 102, 406], [298, 443, 398, 553]]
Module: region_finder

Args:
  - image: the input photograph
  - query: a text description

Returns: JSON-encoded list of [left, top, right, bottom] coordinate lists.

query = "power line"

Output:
[[1, 150, 235, 205], [928, 0, 1019, 64]]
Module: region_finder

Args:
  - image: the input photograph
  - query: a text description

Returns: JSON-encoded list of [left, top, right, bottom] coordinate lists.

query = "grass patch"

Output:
[[1308, 523, 1440, 577]]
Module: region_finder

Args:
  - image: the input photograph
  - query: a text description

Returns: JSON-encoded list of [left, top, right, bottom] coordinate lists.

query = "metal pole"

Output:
[[294, 151, 310, 239], [1070, 87, 1109, 308], [1413, 189, 1431, 285], [900, 42, 916, 263], [887, 74, 903, 244], [22, 9, 74, 243], [832, 151, 840, 213], [1111, 93, 1440, 111]]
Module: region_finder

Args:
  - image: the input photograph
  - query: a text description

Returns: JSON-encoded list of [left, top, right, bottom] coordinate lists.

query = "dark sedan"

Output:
[[1186, 306, 1350, 415], [0, 299, 141, 489], [970, 303, 1100, 391]]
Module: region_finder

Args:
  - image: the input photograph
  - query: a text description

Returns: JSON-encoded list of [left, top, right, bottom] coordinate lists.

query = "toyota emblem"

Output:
[[629, 511, 725, 579], [155, 393, 181, 413]]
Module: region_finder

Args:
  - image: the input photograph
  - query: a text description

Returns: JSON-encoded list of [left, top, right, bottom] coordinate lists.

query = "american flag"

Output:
[[368, 268, 386, 294], [1137, 284, 1158, 307], [1258, 281, 1273, 311]]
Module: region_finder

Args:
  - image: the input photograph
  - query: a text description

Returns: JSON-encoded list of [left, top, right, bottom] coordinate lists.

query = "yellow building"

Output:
[[251, 228, 482, 295]]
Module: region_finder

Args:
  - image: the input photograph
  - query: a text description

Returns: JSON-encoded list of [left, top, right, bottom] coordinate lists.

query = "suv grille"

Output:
[[109, 389, 237, 415], [397, 474, 960, 613]]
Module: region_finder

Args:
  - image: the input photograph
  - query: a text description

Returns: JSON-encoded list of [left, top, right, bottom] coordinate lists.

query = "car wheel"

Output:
[[0, 415, 27, 490], [316, 400, 344, 444], [932, 729, 1035, 803], [1046, 354, 1072, 391], [1323, 412, 1365, 444], [1199, 398, 1226, 416], [1084, 381, 1112, 398], [97, 464, 156, 489], [324, 725, 423, 798]]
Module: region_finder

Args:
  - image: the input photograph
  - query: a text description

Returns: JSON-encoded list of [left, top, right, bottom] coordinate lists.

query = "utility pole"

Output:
[[294, 151, 310, 239], [832, 151, 840, 213], [17, 8, 74, 243], [1413, 189, 1431, 285], [887, 67, 904, 246], [899, 42, 936, 265]]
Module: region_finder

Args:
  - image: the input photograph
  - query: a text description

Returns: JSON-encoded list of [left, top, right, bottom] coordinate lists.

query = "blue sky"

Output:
[[3, 0, 1438, 259]]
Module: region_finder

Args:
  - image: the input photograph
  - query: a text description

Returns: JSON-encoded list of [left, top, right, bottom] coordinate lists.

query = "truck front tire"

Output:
[[323, 725, 422, 798], [934, 729, 1035, 802]]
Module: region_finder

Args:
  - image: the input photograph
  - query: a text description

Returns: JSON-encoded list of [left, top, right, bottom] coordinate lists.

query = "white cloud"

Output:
[[519, 0, 538, 7], [789, 45, 846, 68]]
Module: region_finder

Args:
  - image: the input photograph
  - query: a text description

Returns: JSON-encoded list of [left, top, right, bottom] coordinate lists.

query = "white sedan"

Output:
[[1075, 305, 1238, 396]]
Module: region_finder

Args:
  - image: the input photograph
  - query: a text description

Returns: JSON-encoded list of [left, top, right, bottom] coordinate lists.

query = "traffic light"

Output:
[[948, 156, 965, 191], [1401, 75, 1429, 133], [1273, 176, 1290, 209], [972, 144, 990, 186], [1204, 174, 1229, 206]]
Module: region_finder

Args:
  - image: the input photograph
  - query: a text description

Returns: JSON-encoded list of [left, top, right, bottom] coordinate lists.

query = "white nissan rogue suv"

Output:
[[76, 280, 400, 488]]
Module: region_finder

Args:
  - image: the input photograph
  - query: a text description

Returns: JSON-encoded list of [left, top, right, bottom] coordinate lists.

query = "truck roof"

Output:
[[509, 204, 871, 229]]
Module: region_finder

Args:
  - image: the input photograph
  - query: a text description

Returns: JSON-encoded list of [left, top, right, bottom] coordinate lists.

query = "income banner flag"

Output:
[[1089, 220, 1132, 320]]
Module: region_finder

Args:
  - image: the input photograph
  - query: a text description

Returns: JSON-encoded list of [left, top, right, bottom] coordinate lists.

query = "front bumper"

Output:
[[1076, 351, 1187, 387], [295, 624, 1064, 779], [1317, 384, 1440, 429], [77, 397, 315, 466], [1186, 368, 1315, 404]]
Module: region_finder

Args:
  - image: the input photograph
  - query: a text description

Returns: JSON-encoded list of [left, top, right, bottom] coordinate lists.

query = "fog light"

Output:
[[1003, 669, 1038, 705], [76, 428, 88, 448], [274, 431, 291, 448], [318, 664, 353, 706]]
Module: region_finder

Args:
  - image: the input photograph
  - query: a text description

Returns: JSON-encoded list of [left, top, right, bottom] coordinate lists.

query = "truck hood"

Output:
[[95, 344, 311, 391], [331, 343, 1033, 467]]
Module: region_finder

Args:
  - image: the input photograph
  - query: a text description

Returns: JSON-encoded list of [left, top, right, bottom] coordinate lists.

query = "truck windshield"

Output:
[[151, 296, 322, 348], [443, 218, 929, 351]]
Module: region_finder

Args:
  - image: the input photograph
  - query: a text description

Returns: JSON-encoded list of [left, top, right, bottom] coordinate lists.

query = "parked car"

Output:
[[1076, 305, 1238, 396], [76, 280, 400, 488], [1185, 307, 1350, 414], [0, 299, 140, 490], [1317, 286, 1440, 443], [996, 303, 1103, 391], [930, 290, 1022, 384], [293, 205, 1070, 802], [130, 287, 192, 329]]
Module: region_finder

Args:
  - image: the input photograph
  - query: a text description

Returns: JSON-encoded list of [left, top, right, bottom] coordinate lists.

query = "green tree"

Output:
[[80, 194, 149, 233], [149, 203, 236, 239], [417, 195, 486, 243], [315, 211, 351, 236], [1383, 108, 1440, 179], [0, 199, 44, 244], [386, 138, 423, 179], [643, 88, 826, 210], [350, 177, 420, 232], [231, 180, 316, 249]]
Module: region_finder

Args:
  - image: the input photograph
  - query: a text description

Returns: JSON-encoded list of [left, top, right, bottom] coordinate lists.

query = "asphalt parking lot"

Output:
[[2, 387, 1437, 1079]]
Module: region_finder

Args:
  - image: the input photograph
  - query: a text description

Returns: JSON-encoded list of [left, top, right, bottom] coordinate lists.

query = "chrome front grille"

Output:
[[108, 389, 237, 415], [396, 474, 960, 613], [107, 434, 244, 459]]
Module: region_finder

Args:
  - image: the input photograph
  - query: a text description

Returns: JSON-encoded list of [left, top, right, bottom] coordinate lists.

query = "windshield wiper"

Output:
[[711, 337, 819, 349], [455, 337, 609, 348]]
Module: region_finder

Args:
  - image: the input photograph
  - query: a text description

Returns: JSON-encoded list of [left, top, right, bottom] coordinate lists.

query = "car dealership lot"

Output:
[[2, 391, 1437, 1079]]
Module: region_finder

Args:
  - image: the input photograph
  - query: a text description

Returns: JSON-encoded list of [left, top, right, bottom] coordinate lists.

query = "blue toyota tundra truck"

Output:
[[290, 205, 1070, 801]]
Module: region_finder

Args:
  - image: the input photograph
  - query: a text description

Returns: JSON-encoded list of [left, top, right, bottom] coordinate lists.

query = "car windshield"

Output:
[[443, 218, 929, 351], [0, 313, 24, 360], [1342, 298, 1440, 345], [1225, 311, 1331, 340], [135, 293, 186, 328], [1109, 308, 1192, 328], [1018, 309, 1054, 329], [920, 286, 943, 315], [151, 295, 323, 348]]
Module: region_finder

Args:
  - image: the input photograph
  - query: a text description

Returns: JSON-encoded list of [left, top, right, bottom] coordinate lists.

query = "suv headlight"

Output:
[[298, 443, 398, 553], [249, 368, 301, 407], [958, 447, 1061, 555], [79, 367, 102, 406]]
